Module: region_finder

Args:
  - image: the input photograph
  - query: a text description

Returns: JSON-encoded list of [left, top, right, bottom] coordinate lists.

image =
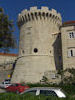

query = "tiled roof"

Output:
[[0, 53, 18, 57], [62, 21, 75, 27]]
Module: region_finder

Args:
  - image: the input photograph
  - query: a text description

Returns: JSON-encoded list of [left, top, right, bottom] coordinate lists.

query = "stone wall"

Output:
[[0, 53, 17, 68], [0, 53, 18, 82]]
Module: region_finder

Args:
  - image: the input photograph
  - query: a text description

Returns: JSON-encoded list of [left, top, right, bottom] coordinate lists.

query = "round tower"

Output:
[[11, 7, 62, 83]]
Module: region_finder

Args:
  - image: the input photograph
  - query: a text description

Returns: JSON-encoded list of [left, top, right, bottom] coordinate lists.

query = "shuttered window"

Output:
[[69, 32, 75, 38], [68, 48, 75, 57]]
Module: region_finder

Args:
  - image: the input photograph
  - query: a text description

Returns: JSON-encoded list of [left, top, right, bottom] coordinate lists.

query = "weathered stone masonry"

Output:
[[11, 7, 62, 83]]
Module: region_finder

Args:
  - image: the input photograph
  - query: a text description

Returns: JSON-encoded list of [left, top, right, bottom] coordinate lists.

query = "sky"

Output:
[[0, 0, 75, 54]]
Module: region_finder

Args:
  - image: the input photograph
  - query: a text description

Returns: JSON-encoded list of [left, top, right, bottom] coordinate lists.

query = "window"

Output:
[[50, 51, 51, 53], [5, 83, 9, 84], [40, 90, 57, 96], [15, 84, 19, 86], [22, 50, 25, 54], [71, 50, 73, 56], [69, 32, 75, 38], [34, 48, 38, 53], [27, 90, 36, 95], [68, 48, 75, 57]]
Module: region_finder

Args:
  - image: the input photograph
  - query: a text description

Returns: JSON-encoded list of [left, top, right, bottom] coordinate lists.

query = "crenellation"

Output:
[[18, 14, 21, 23], [55, 16, 59, 24], [31, 12, 34, 20], [52, 16, 57, 24], [34, 12, 38, 20], [27, 13, 30, 21], [38, 12, 42, 19], [21, 16, 24, 21], [51, 9, 57, 14], [21, 9, 28, 14], [24, 14, 28, 22], [41, 6, 49, 11], [17, 7, 62, 27], [58, 13, 62, 20], [18, 13, 62, 27], [30, 6, 37, 11]]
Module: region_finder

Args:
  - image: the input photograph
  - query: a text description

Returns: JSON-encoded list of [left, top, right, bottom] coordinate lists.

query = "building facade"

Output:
[[61, 21, 75, 70]]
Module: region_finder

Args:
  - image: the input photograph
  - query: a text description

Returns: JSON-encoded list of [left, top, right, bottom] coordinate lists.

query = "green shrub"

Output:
[[0, 93, 75, 100]]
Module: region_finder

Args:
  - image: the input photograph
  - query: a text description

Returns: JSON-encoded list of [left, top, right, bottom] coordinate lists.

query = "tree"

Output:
[[63, 68, 75, 84], [0, 7, 16, 52], [58, 68, 75, 84]]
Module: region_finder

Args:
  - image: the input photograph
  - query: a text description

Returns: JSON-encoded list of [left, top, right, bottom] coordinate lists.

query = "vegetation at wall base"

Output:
[[0, 92, 75, 100], [27, 83, 75, 95]]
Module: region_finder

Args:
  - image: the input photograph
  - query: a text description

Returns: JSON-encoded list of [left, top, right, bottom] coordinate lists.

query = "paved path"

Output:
[[0, 89, 6, 93]]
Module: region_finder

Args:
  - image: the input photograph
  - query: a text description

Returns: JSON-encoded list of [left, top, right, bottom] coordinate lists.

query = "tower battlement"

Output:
[[18, 6, 62, 27]]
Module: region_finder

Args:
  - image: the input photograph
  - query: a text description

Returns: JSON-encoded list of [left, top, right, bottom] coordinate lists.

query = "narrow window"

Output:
[[68, 49, 75, 57], [22, 50, 25, 54], [50, 50, 51, 53], [69, 32, 74, 38], [72, 32, 74, 38], [70, 50, 73, 56], [69, 33, 71, 38]]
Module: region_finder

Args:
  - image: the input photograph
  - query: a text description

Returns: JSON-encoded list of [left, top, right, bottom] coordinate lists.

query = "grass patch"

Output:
[[0, 93, 75, 100]]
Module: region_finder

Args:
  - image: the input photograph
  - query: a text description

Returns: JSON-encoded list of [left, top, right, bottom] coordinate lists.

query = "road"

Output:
[[0, 88, 6, 93]]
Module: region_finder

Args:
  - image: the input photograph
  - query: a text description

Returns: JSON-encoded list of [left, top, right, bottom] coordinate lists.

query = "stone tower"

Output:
[[11, 7, 62, 83]]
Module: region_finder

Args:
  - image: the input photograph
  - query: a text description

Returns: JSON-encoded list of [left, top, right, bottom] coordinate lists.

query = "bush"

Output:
[[0, 93, 75, 100]]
